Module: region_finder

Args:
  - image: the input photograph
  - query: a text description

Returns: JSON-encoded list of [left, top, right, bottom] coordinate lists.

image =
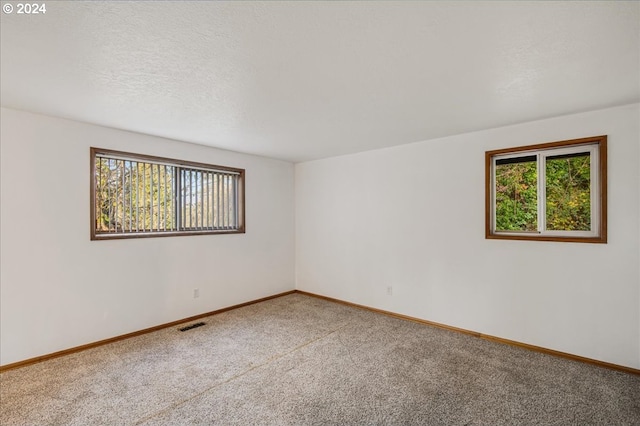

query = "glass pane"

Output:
[[495, 156, 538, 231], [545, 152, 591, 231]]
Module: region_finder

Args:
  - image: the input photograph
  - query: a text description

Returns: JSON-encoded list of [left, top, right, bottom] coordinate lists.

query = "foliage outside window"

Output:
[[91, 148, 245, 240], [485, 136, 606, 243]]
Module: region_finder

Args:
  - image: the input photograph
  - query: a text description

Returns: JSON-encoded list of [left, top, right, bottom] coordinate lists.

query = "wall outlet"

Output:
[[386, 286, 393, 296], [193, 288, 200, 298]]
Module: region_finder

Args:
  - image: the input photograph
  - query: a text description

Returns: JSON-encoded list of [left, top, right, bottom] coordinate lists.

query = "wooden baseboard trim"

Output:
[[0, 290, 296, 373], [295, 290, 640, 376], [4, 289, 637, 376]]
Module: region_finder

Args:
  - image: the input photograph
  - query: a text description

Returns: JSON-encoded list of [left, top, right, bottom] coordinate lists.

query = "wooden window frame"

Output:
[[485, 135, 607, 243], [90, 147, 245, 240]]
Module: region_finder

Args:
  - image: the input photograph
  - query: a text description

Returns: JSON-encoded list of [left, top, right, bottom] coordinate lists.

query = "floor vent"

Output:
[[179, 322, 206, 332]]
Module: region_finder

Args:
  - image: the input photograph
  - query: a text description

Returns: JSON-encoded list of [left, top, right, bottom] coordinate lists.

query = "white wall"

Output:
[[296, 104, 640, 369], [0, 108, 295, 366], [2, 104, 638, 370]]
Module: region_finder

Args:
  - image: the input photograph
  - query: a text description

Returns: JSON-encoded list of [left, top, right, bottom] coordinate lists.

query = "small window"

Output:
[[91, 148, 245, 240], [485, 136, 606, 243]]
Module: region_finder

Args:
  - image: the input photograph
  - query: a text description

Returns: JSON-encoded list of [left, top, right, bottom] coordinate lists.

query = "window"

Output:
[[485, 136, 606, 243], [91, 148, 245, 240]]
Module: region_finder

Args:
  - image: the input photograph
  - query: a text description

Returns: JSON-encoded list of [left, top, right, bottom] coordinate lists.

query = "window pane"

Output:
[[495, 157, 538, 231], [92, 148, 244, 239], [545, 152, 591, 231]]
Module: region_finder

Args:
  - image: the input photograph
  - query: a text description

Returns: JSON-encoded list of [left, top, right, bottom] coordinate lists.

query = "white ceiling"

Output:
[[1, 1, 638, 162]]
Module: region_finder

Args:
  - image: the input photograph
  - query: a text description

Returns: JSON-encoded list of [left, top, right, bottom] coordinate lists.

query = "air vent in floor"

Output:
[[179, 322, 206, 332]]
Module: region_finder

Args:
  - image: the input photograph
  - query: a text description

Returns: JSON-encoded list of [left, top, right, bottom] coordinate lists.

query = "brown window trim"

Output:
[[90, 147, 245, 240], [485, 135, 607, 243]]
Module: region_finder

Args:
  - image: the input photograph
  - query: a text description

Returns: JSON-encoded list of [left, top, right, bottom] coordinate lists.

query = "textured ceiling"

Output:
[[1, 1, 638, 162]]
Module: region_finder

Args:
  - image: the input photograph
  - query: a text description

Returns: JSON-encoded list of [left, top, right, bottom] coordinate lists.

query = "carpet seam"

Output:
[[133, 323, 350, 425]]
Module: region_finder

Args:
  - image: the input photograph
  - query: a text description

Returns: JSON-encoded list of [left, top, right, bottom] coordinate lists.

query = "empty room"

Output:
[[1, 1, 639, 424]]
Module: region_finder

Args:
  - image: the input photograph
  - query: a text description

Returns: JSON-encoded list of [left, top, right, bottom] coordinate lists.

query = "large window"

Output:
[[91, 148, 245, 240], [485, 136, 606, 243]]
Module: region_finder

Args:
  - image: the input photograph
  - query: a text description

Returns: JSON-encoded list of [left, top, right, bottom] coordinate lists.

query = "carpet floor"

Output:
[[1, 293, 639, 425]]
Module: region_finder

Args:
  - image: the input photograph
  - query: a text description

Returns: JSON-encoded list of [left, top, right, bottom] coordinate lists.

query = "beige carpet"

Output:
[[1, 293, 639, 425]]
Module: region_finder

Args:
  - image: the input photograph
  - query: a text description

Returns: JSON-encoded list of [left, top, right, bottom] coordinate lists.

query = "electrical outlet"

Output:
[[386, 286, 393, 296], [193, 288, 200, 298]]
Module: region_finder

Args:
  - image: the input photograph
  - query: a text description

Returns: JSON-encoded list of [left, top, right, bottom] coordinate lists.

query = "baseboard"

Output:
[[294, 290, 640, 376], [0, 290, 296, 372], [3, 289, 638, 376]]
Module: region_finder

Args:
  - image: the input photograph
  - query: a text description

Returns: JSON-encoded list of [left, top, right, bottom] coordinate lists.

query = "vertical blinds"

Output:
[[94, 152, 241, 236]]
